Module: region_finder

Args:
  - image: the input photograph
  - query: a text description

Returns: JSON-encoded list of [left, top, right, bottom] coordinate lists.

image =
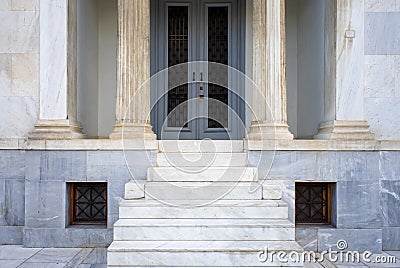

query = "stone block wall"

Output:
[[249, 150, 400, 251], [0, 1, 39, 139], [379, 152, 400, 250], [0, 148, 398, 251], [22, 150, 154, 247], [364, 1, 400, 139], [0, 149, 154, 247], [0, 151, 25, 244]]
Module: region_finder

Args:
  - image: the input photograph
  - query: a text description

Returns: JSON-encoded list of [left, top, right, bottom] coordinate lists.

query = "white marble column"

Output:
[[314, 0, 374, 140], [247, 0, 293, 140], [29, 0, 85, 140], [109, 0, 156, 140]]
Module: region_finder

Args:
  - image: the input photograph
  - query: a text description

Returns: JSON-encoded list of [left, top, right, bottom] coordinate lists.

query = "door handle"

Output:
[[199, 86, 205, 99], [193, 72, 196, 81]]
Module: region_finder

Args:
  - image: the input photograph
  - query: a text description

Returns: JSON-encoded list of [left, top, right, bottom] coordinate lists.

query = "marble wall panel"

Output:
[[11, 53, 39, 97], [336, 180, 382, 228], [25, 180, 66, 228], [365, 12, 400, 55], [295, 228, 318, 251], [39, 151, 87, 181], [0, 226, 23, 244], [0, 10, 39, 53], [0, 151, 25, 240], [365, 98, 400, 140], [39, 0, 69, 120], [379, 152, 400, 180], [86, 151, 132, 181], [0, 97, 38, 139], [365, 55, 396, 98], [395, 56, 400, 97], [0, 180, 5, 226], [0, 150, 25, 180], [0, 54, 11, 97], [365, 0, 400, 12], [24, 151, 41, 181], [23, 228, 112, 248], [380, 180, 400, 227], [249, 151, 318, 180], [3, 179, 25, 226], [11, 0, 39, 11], [0, 1, 11, 10], [334, 0, 365, 121], [382, 227, 400, 250], [251, 151, 379, 182], [317, 152, 375, 181], [318, 228, 382, 253]]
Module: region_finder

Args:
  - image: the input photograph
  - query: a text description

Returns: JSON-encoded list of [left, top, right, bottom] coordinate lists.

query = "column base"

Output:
[[28, 119, 86, 140], [109, 123, 157, 140], [247, 122, 294, 140], [314, 120, 375, 140]]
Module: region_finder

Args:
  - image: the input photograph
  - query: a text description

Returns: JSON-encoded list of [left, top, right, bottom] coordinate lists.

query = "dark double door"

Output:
[[151, 0, 246, 140]]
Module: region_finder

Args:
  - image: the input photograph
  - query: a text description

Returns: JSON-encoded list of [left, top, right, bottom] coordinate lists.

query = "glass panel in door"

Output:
[[207, 6, 229, 130], [167, 6, 189, 129]]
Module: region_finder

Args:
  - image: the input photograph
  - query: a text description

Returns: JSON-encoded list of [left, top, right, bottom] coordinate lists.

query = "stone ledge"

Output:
[[0, 139, 400, 151], [245, 139, 397, 151], [0, 138, 158, 151]]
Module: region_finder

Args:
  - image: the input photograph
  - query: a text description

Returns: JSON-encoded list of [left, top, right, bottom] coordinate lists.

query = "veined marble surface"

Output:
[[39, 0, 68, 120], [336, 0, 365, 121]]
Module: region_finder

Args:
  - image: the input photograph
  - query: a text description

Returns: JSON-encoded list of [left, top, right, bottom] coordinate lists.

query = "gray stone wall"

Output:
[[0, 149, 398, 250], [0, 151, 25, 244], [22, 150, 154, 247], [379, 152, 400, 250], [249, 150, 400, 252]]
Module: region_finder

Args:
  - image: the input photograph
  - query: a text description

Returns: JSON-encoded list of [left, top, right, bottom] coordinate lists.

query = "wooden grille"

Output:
[[208, 7, 229, 129], [70, 182, 107, 225], [295, 182, 331, 225], [168, 6, 189, 128]]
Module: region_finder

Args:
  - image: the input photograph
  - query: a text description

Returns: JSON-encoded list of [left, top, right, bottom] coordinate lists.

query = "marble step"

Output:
[[156, 152, 248, 167], [108, 240, 303, 267], [144, 182, 263, 200], [148, 167, 257, 182], [158, 140, 244, 153], [113, 219, 295, 241], [119, 199, 289, 219]]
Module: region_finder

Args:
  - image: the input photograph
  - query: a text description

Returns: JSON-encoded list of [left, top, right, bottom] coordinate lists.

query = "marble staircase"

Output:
[[108, 141, 303, 267]]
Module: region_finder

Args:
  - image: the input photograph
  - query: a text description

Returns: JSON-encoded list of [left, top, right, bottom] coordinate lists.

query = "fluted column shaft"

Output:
[[248, 0, 293, 140], [110, 0, 156, 140]]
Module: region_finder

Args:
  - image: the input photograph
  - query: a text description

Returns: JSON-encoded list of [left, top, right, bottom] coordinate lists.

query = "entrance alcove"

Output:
[[74, 0, 326, 140], [286, 0, 325, 139], [77, 0, 118, 138]]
